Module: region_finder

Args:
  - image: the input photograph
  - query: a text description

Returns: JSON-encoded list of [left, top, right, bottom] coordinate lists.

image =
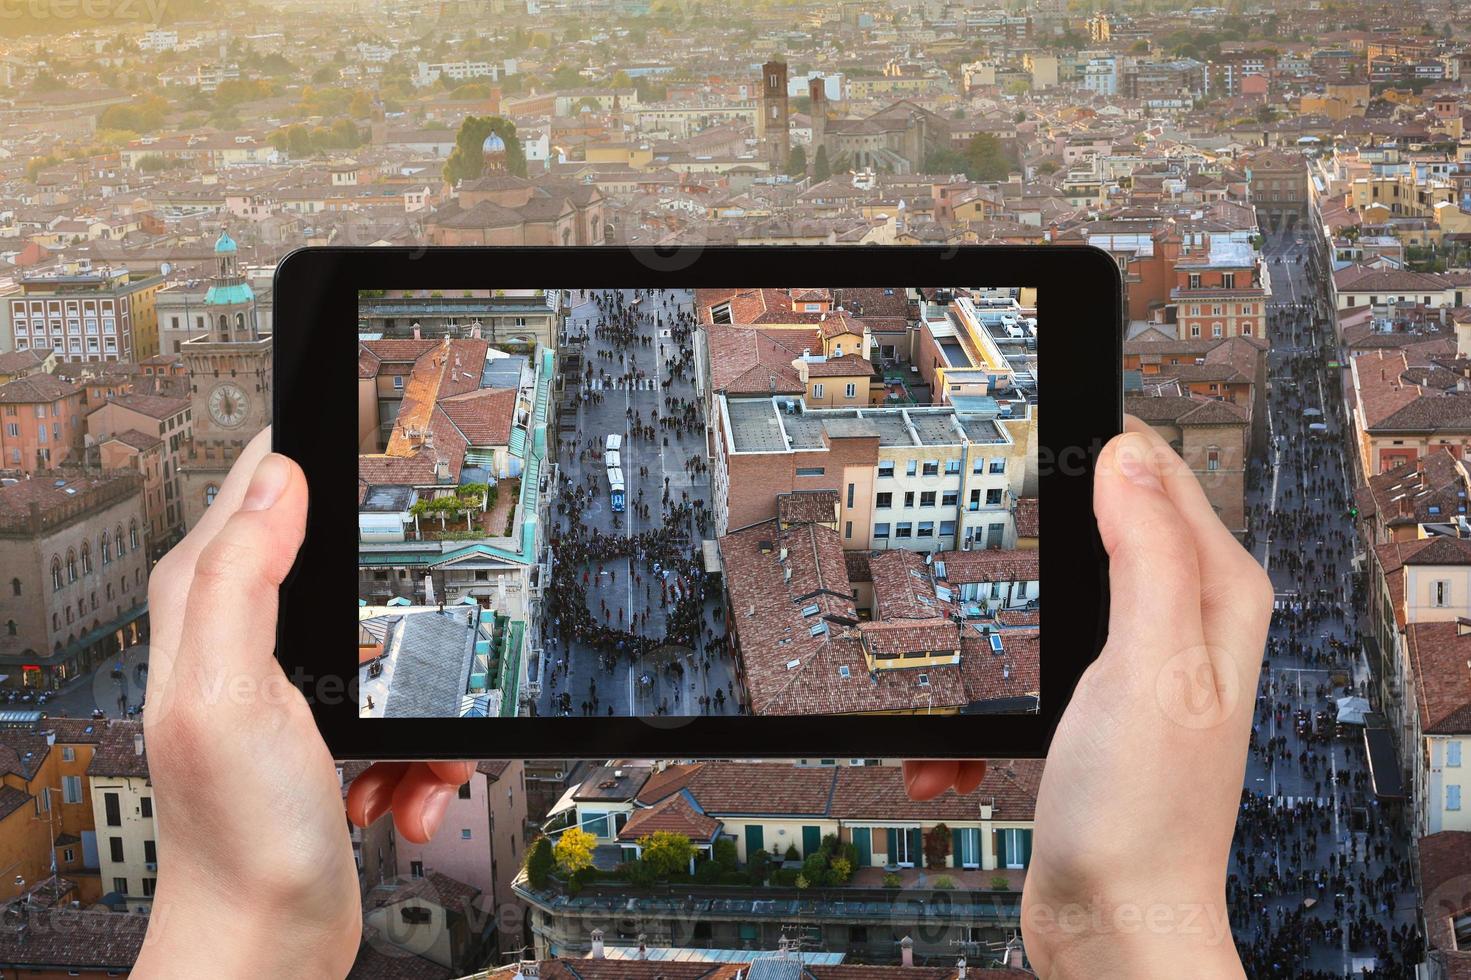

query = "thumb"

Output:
[[1093, 430, 1205, 657], [165, 453, 308, 718]]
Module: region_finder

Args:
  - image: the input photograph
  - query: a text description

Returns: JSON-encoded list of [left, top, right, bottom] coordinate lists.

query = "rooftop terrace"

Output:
[[725, 397, 1011, 454]]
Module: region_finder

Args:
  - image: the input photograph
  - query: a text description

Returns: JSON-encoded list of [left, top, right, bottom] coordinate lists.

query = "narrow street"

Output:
[[534, 288, 735, 718], [1228, 230, 1422, 976]]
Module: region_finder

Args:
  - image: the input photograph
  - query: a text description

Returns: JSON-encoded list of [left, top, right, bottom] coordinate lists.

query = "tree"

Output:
[[924, 823, 951, 869], [963, 133, 1016, 181], [554, 827, 596, 874], [443, 115, 527, 184], [525, 837, 555, 887], [924, 146, 969, 175], [638, 832, 697, 877], [713, 838, 739, 870], [786, 145, 807, 178], [813, 144, 831, 182]]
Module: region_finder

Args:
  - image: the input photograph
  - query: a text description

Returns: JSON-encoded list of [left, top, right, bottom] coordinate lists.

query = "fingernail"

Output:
[[1115, 434, 1163, 491], [417, 785, 456, 841], [361, 788, 393, 827], [241, 454, 290, 512]]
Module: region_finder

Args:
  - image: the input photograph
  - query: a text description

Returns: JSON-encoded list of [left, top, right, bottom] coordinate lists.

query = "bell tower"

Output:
[[757, 61, 790, 170], [178, 229, 273, 530]]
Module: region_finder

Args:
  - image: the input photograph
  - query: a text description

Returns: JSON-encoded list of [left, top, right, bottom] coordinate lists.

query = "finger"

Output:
[[147, 428, 276, 682], [903, 760, 959, 801], [954, 760, 987, 795], [164, 454, 308, 720], [1125, 417, 1272, 686], [1094, 429, 1206, 656], [391, 764, 459, 844], [426, 761, 477, 785], [346, 762, 412, 827]]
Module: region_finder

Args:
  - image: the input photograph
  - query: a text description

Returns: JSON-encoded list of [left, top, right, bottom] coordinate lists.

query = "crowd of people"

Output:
[[1231, 236, 1422, 978], [537, 288, 741, 717]]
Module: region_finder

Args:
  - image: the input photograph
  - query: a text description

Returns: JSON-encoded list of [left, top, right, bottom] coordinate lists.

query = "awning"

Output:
[[1336, 695, 1370, 725], [1363, 727, 1405, 800]]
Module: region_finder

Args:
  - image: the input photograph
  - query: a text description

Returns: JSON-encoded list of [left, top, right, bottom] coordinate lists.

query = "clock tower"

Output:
[[178, 230, 273, 530]]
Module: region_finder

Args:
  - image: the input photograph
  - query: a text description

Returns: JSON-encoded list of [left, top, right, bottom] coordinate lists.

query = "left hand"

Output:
[[135, 429, 362, 978]]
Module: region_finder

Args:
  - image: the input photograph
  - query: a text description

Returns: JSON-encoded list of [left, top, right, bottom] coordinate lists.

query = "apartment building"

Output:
[[86, 720, 156, 913], [395, 759, 529, 951], [87, 393, 192, 556], [711, 393, 1034, 553], [0, 374, 86, 473], [7, 265, 162, 364], [0, 473, 150, 689], [521, 761, 1040, 961], [1170, 238, 1268, 342]]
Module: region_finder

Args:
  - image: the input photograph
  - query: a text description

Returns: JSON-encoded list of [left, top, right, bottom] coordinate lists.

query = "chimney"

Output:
[[957, 958, 967, 980], [412, 322, 422, 340], [133, 732, 144, 756], [636, 935, 648, 960], [590, 929, 605, 958], [900, 936, 914, 967]]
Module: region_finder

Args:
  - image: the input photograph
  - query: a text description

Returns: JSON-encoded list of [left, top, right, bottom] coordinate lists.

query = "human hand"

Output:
[[347, 760, 477, 843], [901, 760, 987, 800], [1019, 417, 1269, 978], [135, 429, 362, 979]]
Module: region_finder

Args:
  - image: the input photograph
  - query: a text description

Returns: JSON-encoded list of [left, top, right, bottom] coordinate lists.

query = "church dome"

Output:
[[481, 133, 506, 154], [214, 230, 238, 254]]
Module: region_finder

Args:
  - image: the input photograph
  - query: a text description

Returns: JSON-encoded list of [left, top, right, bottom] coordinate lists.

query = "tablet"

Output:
[[272, 246, 1122, 759]]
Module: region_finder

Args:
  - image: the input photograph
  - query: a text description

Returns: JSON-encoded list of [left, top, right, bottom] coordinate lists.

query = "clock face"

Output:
[[208, 383, 249, 428]]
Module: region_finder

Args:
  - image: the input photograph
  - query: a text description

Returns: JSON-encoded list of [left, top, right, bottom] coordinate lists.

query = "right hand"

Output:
[[1020, 418, 1270, 977]]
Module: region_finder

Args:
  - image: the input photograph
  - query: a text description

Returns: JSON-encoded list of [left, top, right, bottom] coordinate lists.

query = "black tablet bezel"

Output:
[[273, 245, 1121, 760]]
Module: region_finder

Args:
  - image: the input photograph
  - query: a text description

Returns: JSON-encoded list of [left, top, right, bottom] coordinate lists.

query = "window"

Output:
[[877, 461, 895, 479], [813, 384, 824, 400], [393, 375, 404, 390], [62, 775, 82, 804], [940, 520, 956, 536], [1435, 580, 1452, 608], [10, 578, 18, 597], [114, 877, 129, 896], [461, 828, 472, 840], [205, 485, 219, 507], [458, 783, 472, 800], [581, 812, 610, 837], [903, 491, 915, 508], [968, 489, 981, 511], [873, 523, 891, 539], [1450, 785, 1463, 811], [918, 521, 935, 537], [942, 490, 958, 507], [973, 457, 985, 473], [847, 483, 855, 508], [905, 460, 918, 477], [920, 491, 936, 507], [895, 523, 913, 538], [144, 840, 156, 864], [410, 860, 424, 878], [130, 521, 139, 550], [986, 488, 1004, 506], [795, 467, 825, 477], [876, 492, 893, 509], [101, 535, 111, 565], [63, 848, 74, 863], [51, 558, 63, 592], [62, 745, 75, 762], [922, 461, 939, 477], [945, 459, 961, 475], [989, 460, 1006, 474], [141, 796, 152, 818], [1451, 742, 1464, 768], [1207, 450, 1220, 471], [845, 520, 853, 538], [110, 837, 125, 863], [845, 383, 856, 399], [143, 877, 157, 897]]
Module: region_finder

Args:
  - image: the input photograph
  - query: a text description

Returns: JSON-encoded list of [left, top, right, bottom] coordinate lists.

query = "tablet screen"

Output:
[[355, 287, 1039, 720]]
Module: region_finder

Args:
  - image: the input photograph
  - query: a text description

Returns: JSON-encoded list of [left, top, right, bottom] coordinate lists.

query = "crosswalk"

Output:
[[586, 377, 659, 391]]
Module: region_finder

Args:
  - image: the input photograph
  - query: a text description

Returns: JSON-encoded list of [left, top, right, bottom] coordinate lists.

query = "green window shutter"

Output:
[[886, 827, 898, 860], [1019, 829, 1033, 868], [745, 824, 764, 859], [952, 828, 964, 868], [802, 825, 821, 856], [853, 827, 872, 866], [909, 828, 923, 859], [995, 829, 1007, 868]]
